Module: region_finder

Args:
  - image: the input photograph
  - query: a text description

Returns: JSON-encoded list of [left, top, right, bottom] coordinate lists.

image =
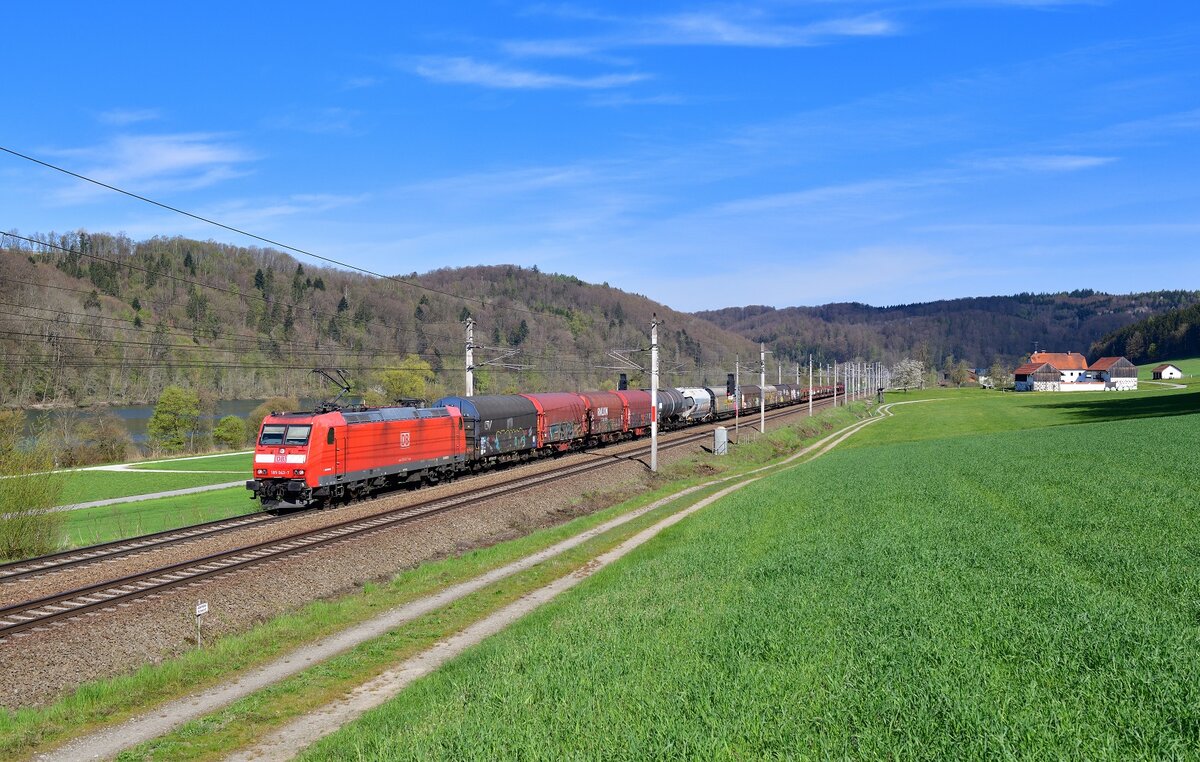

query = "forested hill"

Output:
[[0, 231, 762, 407], [696, 291, 1200, 368], [1090, 301, 1200, 364]]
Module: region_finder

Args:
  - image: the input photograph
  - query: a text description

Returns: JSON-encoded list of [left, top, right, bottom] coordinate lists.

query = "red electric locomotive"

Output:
[[247, 404, 466, 507]]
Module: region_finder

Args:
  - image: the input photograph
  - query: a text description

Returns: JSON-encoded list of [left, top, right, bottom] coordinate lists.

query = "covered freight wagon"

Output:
[[614, 389, 654, 431], [739, 384, 763, 411], [435, 395, 538, 461], [521, 392, 588, 450], [775, 383, 802, 403], [708, 387, 738, 418], [578, 391, 626, 439]]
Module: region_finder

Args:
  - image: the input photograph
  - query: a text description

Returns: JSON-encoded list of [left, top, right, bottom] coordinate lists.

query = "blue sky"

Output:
[[2, 1, 1198, 311]]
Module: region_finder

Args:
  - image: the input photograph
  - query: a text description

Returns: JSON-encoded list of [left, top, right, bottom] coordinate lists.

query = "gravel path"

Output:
[[35, 483, 713, 762], [33, 401, 861, 761], [0, 428, 704, 608], [30, 481, 244, 515], [0, 433, 696, 708]]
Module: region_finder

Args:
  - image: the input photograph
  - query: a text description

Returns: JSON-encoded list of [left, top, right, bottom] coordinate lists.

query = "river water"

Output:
[[21, 399, 318, 451]]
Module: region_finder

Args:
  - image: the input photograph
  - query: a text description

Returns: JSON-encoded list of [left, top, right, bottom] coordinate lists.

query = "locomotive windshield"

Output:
[[259, 424, 312, 446], [284, 425, 312, 446]]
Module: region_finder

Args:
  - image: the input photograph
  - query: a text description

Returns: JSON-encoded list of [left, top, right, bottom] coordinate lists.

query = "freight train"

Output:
[[246, 382, 842, 508]]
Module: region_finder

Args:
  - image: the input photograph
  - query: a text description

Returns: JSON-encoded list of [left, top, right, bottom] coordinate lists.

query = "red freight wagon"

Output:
[[520, 392, 587, 451], [614, 389, 654, 433], [578, 391, 626, 441], [247, 405, 465, 507]]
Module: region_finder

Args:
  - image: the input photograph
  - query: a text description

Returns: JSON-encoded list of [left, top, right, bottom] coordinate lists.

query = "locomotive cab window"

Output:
[[284, 425, 312, 446], [327, 428, 335, 445], [259, 424, 287, 446]]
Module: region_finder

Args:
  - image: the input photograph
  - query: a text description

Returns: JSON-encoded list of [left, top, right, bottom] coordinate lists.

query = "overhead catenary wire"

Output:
[[0, 232, 463, 346], [0, 251, 639, 375], [2, 231, 743, 386], [0, 145, 560, 320]]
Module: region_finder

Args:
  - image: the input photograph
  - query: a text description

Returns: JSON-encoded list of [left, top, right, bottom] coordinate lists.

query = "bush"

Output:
[[0, 412, 65, 560], [246, 397, 300, 445], [213, 415, 247, 450], [44, 412, 132, 467]]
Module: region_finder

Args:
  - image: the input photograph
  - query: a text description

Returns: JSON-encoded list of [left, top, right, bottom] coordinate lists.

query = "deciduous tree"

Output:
[[148, 385, 202, 453]]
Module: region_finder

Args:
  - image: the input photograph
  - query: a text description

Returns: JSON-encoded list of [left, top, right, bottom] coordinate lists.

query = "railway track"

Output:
[[0, 399, 834, 640], [0, 511, 277, 584], [0, 414, 723, 586]]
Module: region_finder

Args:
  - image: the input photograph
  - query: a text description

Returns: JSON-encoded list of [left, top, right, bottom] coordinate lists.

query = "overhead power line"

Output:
[[0, 145, 553, 319], [0, 232, 462, 346]]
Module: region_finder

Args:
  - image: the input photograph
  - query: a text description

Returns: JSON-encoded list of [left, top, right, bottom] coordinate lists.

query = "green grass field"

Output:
[[0, 405, 872, 760], [126, 451, 251, 473], [60, 487, 255, 548], [1139, 356, 1200, 380], [302, 390, 1200, 759], [56, 470, 242, 505]]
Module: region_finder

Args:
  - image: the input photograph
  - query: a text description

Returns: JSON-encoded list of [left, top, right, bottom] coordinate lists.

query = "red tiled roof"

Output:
[[1089, 356, 1130, 371], [1030, 351, 1089, 370], [1014, 362, 1051, 375]]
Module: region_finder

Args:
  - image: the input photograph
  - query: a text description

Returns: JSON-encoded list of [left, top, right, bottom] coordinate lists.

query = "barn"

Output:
[[1090, 357, 1139, 391], [1013, 362, 1061, 392], [1152, 363, 1183, 380], [1014, 352, 1139, 391]]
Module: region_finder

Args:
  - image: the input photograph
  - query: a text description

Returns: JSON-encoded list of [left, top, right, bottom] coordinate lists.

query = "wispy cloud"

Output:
[[586, 92, 686, 108], [205, 193, 367, 227], [49, 133, 254, 201], [504, 10, 899, 58], [96, 108, 161, 126], [714, 178, 940, 215], [411, 56, 649, 89], [968, 154, 1116, 172]]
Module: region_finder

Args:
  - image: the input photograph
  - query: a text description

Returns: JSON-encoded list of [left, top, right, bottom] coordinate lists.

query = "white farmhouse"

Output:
[[1013, 351, 1138, 392]]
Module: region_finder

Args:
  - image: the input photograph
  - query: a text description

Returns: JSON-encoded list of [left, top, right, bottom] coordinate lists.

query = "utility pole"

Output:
[[808, 354, 813, 417], [734, 356, 740, 442], [760, 342, 768, 433], [834, 360, 839, 406], [463, 318, 475, 397], [650, 314, 660, 473]]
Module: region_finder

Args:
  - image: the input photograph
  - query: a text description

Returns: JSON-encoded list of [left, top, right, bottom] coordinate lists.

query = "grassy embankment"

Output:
[[0, 403, 871, 760], [299, 380, 1200, 759], [50, 452, 253, 550]]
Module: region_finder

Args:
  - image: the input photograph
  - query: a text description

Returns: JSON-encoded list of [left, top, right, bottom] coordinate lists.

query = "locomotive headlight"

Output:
[[293, 469, 305, 476], [256, 468, 268, 475]]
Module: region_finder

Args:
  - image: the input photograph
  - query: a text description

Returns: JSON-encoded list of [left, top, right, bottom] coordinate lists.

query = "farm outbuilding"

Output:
[[1014, 353, 1138, 391], [1014, 362, 1061, 392], [1029, 351, 1090, 382], [1152, 364, 1183, 380], [1089, 356, 1139, 391]]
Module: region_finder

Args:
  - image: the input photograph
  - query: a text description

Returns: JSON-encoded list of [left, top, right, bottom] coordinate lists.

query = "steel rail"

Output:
[[0, 395, 834, 639]]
